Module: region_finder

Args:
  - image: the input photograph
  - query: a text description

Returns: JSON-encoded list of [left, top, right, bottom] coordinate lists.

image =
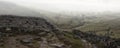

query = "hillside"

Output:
[[0, 15, 119, 48], [76, 18, 120, 38], [0, 15, 85, 48]]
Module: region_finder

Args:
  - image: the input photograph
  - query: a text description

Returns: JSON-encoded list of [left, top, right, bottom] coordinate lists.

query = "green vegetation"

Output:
[[76, 19, 120, 38], [62, 31, 84, 48]]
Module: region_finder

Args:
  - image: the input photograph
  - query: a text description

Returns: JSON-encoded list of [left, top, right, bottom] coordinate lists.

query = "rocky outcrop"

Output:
[[73, 30, 120, 48], [0, 15, 55, 31], [0, 15, 69, 48]]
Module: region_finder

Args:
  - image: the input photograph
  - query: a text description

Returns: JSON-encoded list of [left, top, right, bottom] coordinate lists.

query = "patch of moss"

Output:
[[63, 32, 84, 48]]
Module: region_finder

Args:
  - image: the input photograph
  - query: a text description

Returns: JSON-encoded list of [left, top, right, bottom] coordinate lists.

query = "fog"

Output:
[[2, 0, 120, 13]]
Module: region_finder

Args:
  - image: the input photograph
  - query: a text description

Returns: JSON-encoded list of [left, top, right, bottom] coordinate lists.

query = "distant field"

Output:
[[49, 15, 120, 38], [76, 18, 120, 38], [41, 12, 120, 39]]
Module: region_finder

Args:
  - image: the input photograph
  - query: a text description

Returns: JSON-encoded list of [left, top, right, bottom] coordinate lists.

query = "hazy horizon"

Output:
[[1, 0, 120, 13]]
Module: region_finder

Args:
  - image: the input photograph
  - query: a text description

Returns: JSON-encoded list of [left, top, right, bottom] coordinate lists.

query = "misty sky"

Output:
[[1, 0, 120, 13]]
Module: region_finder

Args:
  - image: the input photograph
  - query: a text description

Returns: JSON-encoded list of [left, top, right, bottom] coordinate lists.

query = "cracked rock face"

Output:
[[0, 15, 69, 48]]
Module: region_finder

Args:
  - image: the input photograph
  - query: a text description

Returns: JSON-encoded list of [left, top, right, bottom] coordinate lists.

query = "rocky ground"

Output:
[[0, 15, 119, 48], [73, 30, 120, 48], [0, 15, 70, 48]]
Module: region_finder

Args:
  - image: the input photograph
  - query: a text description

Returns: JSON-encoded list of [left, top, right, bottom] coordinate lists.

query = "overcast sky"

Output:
[[1, 0, 120, 13]]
